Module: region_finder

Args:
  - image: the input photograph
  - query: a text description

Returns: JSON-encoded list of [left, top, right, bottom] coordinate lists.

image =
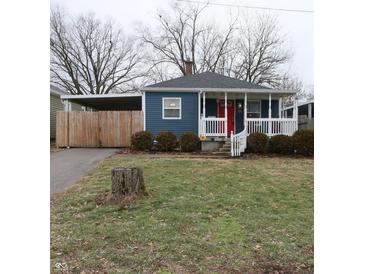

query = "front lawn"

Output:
[[51, 155, 313, 273]]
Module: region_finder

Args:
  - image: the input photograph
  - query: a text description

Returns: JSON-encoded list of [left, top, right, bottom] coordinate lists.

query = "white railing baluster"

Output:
[[200, 117, 297, 140], [231, 128, 248, 157], [199, 117, 227, 137], [246, 118, 297, 137]]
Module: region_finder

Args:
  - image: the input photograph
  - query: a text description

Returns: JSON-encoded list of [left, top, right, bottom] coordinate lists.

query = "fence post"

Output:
[[67, 111, 70, 148], [98, 111, 101, 147]]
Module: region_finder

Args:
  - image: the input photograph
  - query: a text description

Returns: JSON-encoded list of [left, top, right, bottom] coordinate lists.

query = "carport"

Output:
[[56, 92, 144, 148], [60, 92, 142, 111]]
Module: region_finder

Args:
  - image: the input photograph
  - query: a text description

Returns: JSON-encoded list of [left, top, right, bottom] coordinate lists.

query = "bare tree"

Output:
[[139, 5, 292, 87], [227, 14, 291, 87], [274, 73, 304, 92], [50, 8, 143, 94], [139, 3, 236, 79], [273, 73, 314, 106]]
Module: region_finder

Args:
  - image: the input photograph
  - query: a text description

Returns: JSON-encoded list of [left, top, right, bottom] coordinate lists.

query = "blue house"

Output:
[[59, 62, 298, 156], [141, 64, 297, 156]]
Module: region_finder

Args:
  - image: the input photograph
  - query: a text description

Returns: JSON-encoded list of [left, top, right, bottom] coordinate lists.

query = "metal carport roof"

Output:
[[60, 92, 142, 111]]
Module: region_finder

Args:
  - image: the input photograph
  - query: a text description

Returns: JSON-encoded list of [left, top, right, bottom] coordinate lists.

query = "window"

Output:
[[163, 97, 181, 119], [247, 100, 261, 118]]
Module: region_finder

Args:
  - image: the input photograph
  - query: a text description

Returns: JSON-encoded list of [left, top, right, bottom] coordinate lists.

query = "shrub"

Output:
[[131, 131, 153, 151], [269, 135, 293, 154], [156, 132, 177, 151], [293, 129, 314, 156], [180, 132, 201, 152], [247, 133, 269, 154]]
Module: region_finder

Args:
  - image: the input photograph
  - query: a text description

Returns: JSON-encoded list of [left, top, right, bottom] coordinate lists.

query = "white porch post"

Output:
[[224, 92, 227, 137], [268, 93, 272, 136], [279, 97, 282, 118], [198, 91, 201, 136], [203, 91, 206, 118], [294, 99, 298, 130], [244, 93, 247, 131]]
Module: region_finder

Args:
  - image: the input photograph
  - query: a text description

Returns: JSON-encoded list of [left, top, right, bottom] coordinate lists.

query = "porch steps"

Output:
[[211, 139, 231, 156]]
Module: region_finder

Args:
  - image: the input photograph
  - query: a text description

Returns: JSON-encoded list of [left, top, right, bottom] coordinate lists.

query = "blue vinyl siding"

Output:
[[261, 100, 279, 118], [235, 99, 244, 133], [200, 98, 218, 117], [145, 92, 198, 138]]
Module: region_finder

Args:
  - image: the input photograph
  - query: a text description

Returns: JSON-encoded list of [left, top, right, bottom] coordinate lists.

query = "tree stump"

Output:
[[111, 167, 146, 200]]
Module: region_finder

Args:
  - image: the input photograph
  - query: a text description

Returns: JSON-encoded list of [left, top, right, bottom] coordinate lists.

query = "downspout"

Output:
[[61, 99, 70, 111]]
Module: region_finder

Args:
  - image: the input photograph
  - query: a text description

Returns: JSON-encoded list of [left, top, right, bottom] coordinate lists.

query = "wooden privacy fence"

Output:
[[56, 111, 144, 148]]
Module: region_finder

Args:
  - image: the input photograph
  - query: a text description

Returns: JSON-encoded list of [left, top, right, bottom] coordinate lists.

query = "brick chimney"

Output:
[[184, 58, 193, 75]]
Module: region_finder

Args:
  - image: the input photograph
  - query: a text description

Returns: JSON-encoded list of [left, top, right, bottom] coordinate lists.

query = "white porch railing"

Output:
[[247, 118, 297, 136], [231, 129, 247, 157], [200, 117, 226, 137]]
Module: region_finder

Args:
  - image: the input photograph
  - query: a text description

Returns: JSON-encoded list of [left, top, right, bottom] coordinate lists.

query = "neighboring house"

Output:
[[141, 61, 298, 156], [283, 99, 314, 130], [50, 85, 84, 140]]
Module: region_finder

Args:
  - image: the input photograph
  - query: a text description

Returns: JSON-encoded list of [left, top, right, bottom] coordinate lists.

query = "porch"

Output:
[[198, 91, 298, 139]]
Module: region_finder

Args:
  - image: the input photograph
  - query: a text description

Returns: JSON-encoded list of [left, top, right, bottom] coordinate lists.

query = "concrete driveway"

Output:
[[51, 148, 118, 195]]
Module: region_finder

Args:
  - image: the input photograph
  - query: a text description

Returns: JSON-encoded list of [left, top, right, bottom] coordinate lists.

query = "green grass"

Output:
[[51, 155, 313, 273]]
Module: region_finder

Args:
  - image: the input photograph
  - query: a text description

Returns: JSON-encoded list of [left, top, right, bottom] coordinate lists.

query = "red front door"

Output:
[[218, 100, 234, 136]]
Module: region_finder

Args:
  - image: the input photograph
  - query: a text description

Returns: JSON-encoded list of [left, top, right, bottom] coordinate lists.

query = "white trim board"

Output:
[[142, 92, 146, 130], [60, 92, 142, 100]]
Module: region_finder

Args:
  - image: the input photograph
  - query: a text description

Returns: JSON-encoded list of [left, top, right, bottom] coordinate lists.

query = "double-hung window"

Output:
[[162, 97, 181, 119], [247, 101, 261, 118]]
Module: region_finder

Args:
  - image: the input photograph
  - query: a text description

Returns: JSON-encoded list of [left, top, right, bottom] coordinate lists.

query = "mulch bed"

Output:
[[116, 148, 313, 160]]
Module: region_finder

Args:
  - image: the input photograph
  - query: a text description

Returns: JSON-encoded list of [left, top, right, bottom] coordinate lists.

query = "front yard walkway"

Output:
[[51, 154, 313, 273]]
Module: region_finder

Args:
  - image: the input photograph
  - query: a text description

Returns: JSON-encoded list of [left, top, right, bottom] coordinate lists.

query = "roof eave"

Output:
[[141, 87, 296, 95], [60, 92, 142, 100], [282, 99, 314, 110]]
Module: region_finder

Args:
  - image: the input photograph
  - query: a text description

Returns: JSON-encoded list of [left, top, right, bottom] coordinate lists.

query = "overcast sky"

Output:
[[50, 0, 313, 88]]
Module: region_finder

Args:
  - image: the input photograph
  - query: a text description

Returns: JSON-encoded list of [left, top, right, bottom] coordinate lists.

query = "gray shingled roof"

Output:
[[145, 71, 270, 90]]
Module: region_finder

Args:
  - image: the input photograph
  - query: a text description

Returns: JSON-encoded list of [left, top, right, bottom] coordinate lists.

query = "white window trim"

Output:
[[247, 100, 261, 118], [162, 97, 182, 120]]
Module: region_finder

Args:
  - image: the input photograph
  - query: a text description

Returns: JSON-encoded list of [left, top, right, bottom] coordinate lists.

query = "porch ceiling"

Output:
[[203, 92, 285, 100]]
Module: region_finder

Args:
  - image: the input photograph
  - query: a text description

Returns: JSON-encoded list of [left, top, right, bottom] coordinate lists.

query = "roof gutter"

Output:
[[60, 92, 142, 100], [282, 99, 314, 110], [141, 87, 296, 95]]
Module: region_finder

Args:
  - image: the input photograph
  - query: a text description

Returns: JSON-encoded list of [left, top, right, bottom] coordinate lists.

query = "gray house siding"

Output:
[[50, 94, 83, 139], [145, 92, 198, 138], [50, 94, 64, 139]]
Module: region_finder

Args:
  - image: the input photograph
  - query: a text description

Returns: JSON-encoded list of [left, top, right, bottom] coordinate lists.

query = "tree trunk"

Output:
[[111, 167, 146, 199]]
